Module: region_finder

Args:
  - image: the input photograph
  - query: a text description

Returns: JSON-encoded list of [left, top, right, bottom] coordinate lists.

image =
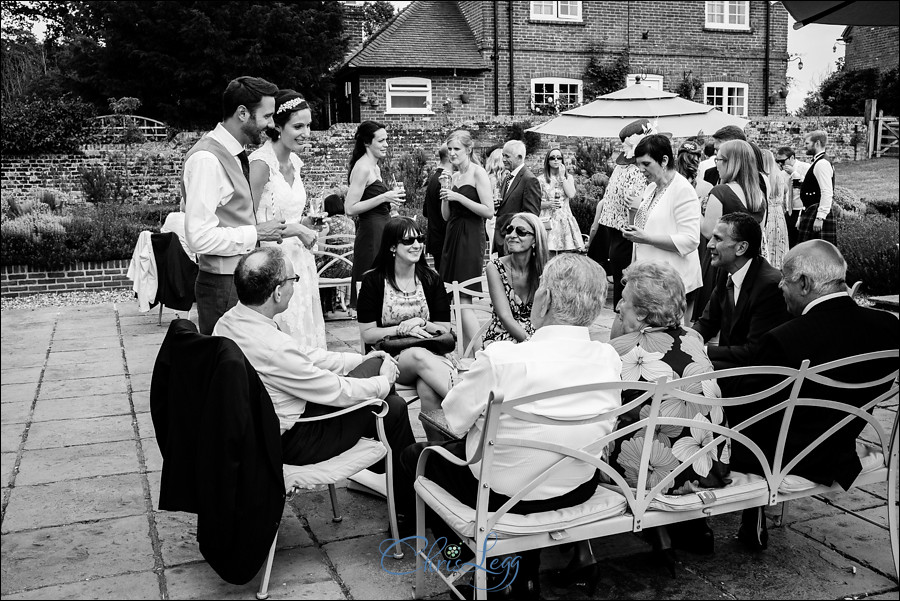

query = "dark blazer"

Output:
[[727, 296, 899, 490], [151, 232, 198, 312], [150, 319, 284, 585], [422, 167, 447, 265], [492, 166, 541, 256], [693, 256, 791, 370]]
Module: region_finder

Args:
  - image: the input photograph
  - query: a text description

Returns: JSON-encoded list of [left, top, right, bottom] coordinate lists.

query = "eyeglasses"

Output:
[[775, 158, 787, 166], [548, 155, 563, 161], [280, 274, 300, 285], [714, 156, 728, 163], [398, 234, 426, 245], [502, 224, 535, 237]]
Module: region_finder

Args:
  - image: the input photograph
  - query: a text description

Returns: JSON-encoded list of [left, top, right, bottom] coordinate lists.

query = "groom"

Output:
[[183, 76, 287, 334]]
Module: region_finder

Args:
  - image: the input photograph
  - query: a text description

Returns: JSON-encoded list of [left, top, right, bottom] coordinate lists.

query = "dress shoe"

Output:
[[668, 519, 715, 555], [737, 507, 769, 552]]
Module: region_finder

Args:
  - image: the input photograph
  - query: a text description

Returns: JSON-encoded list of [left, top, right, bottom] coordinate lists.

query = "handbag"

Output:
[[374, 330, 456, 357]]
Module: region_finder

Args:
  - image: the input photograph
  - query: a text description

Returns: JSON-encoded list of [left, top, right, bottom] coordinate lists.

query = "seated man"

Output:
[[214, 246, 415, 516], [693, 212, 791, 371], [728, 240, 900, 551], [401, 254, 622, 597]]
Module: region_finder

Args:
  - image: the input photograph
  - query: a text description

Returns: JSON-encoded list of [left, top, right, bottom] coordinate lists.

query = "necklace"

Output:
[[395, 273, 416, 293]]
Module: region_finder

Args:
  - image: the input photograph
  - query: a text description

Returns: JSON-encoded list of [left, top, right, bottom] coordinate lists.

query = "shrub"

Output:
[[832, 185, 866, 217], [574, 140, 614, 178], [839, 214, 899, 295], [79, 165, 130, 203], [865, 198, 899, 219], [1, 94, 96, 154], [569, 196, 598, 237]]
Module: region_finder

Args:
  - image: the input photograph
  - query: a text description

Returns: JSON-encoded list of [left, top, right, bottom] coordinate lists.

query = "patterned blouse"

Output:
[[599, 164, 647, 231], [483, 258, 535, 345], [381, 279, 430, 327]]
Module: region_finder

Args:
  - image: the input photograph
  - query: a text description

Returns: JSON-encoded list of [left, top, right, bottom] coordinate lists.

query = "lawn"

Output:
[[834, 158, 899, 203]]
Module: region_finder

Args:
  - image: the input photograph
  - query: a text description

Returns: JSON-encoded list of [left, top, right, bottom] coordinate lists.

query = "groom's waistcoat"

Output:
[[181, 136, 254, 275]]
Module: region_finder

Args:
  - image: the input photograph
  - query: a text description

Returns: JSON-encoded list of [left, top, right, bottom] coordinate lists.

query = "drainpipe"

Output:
[[508, 0, 514, 115], [763, 1, 771, 116], [493, 0, 499, 116]]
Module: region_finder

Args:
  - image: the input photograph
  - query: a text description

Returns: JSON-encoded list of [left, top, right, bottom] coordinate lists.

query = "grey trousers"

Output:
[[195, 271, 238, 335]]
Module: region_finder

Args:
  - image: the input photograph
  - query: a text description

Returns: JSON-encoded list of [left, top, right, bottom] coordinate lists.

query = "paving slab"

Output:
[[124, 346, 163, 374], [31, 392, 132, 422], [130, 372, 153, 390], [0, 515, 156, 595], [24, 415, 135, 449], [39, 374, 128, 400], [0, 367, 43, 386], [16, 440, 140, 485], [766, 488, 886, 525], [133, 390, 150, 413], [51, 322, 120, 341], [1, 401, 32, 425], [55, 304, 120, 320], [1, 382, 38, 405], [2, 473, 147, 532], [861, 481, 888, 500], [1, 571, 161, 600], [292, 486, 392, 544], [147, 469, 161, 509], [164, 546, 342, 600], [2, 451, 16, 486], [45, 347, 124, 368], [135, 411, 155, 438], [790, 510, 895, 577], [42, 360, 125, 382], [1, 423, 25, 452], [142, 437, 162, 472], [1, 351, 48, 370], [48, 335, 121, 352], [857, 505, 890, 529]]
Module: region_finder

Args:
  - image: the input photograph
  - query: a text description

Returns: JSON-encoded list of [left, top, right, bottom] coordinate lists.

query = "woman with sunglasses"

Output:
[[358, 217, 455, 412], [539, 149, 583, 255], [482, 212, 549, 345]]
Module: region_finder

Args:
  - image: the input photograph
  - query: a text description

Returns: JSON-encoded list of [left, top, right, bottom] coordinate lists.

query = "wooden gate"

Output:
[[865, 100, 899, 158]]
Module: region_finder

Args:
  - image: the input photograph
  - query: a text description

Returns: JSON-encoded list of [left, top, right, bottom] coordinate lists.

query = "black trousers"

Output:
[[607, 228, 633, 307], [195, 271, 238, 335], [786, 209, 802, 248], [401, 439, 599, 544], [586, 224, 611, 274], [281, 357, 416, 515]]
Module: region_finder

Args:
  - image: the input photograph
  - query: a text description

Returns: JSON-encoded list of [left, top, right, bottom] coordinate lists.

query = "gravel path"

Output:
[[1, 288, 136, 311]]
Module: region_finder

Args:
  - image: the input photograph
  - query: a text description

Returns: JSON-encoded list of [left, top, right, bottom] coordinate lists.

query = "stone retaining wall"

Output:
[[1, 261, 131, 298]]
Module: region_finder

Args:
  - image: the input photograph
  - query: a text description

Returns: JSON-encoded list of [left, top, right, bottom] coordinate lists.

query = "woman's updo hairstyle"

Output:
[[266, 89, 310, 141], [348, 120, 386, 179]]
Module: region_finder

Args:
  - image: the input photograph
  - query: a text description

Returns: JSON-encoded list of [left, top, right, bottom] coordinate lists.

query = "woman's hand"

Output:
[[283, 223, 318, 249], [440, 188, 462, 203], [384, 189, 406, 205], [621, 224, 649, 244], [397, 317, 428, 337]]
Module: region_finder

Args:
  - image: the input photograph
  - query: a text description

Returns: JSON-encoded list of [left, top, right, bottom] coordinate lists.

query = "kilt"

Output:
[[797, 204, 837, 246]]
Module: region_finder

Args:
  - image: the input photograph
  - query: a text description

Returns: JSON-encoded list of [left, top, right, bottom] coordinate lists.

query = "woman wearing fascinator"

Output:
[[249, 89, 326, 348]]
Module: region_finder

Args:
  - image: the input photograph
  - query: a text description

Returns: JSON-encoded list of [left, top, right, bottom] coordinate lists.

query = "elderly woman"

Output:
[[358, 217, 455, 413], [623, 134, 702, 321], [609, 260, 730, 568]]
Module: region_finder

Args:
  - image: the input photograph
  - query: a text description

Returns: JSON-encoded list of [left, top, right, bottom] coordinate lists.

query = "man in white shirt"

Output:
[[213, 247, 415, 513], [401, 255, 622, 589], [775, 146, 810, 247], [183, 76, 287, 334], [796, 130, 837, 246]]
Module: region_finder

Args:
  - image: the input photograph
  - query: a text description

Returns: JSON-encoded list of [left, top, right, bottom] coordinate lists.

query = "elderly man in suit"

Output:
[[492, 139, 541, 257], [694, 212, 791, 371], [729, 240, 900, 551]]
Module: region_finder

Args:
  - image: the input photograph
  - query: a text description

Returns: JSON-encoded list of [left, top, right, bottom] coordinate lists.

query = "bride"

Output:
[[249, 89, 326, 348]]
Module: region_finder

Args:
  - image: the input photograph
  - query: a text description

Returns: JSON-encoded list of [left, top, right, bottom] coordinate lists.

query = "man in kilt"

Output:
[[797, 130, 837, 245]]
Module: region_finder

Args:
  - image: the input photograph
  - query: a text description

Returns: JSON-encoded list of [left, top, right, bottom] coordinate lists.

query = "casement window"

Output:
[[531, 77, 583, 111], [530, 1, 582, 22], [385, 77, 432, 114], [627, 74, 663, 90], [704, 82, 748, 117], [705, 1, 750, 30]]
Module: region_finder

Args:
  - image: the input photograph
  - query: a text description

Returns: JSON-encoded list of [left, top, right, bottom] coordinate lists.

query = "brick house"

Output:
[[840, 26, 900, 74], [330, 0, 790, 126]]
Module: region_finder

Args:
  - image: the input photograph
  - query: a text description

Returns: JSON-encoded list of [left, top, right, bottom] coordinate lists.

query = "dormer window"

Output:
[[530, 1, 583, 22]]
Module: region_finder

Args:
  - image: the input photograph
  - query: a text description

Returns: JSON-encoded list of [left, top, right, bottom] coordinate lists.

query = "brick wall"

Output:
[[1, 260, 131, 297], [844, 26, 900, 73]]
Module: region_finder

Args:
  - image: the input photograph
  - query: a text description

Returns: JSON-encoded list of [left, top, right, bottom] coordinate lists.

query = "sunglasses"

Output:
[[775, 158, 787, 165], [548, 155, 563, 161], [398, 234, 426, 246], [502, 224, 535, 238], [280, 274, 300, 285]]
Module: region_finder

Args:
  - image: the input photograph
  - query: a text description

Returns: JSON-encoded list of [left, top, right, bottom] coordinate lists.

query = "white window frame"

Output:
[[704, 1, 750, 31], [385, 77, 433, 115], [531, 77, 583, 112], [704, 81, 748, 117], [530, 1, 583, 22], [627, 73, 663, 90]]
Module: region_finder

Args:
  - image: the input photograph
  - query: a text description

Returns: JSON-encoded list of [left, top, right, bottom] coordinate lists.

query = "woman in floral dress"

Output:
[[539, 149, 583, 255]]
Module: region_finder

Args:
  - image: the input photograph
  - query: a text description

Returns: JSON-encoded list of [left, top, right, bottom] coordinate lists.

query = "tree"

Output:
[[362, 1, 395, 37], [797, 57, 896, 117]]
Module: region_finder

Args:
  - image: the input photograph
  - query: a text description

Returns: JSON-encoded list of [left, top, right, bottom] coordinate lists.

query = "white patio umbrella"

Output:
[[527, 83, 749, 139]]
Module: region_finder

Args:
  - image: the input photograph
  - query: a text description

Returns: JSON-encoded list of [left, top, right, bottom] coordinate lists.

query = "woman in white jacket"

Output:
[[622, 134, 702, 322]]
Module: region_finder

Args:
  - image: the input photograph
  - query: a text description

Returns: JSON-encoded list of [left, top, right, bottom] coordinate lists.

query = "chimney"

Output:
[[341, 1, 367, 58]]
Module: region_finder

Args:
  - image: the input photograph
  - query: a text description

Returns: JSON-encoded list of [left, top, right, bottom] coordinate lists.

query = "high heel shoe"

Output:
[[550, 561, 599, 592]]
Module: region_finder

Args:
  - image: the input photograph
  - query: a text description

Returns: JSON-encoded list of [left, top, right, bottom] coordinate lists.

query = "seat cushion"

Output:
[[414, 477, 628, 539], [609, 471, 769, 512], [283, 438, 386, 491], [778, 442, 885, 493]]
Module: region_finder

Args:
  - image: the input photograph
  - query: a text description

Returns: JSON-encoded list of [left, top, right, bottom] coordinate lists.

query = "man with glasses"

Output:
[[214, 246, 416, 516], [775, 146, 810, 248], [726, 240, 899, 552]]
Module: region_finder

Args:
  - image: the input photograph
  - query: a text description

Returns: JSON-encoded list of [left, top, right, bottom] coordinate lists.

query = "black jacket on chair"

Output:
[[150, 319, 284, 585], [151, 232, 198, 311]]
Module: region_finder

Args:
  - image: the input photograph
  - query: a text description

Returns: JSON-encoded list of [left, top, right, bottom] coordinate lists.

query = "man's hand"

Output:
[[813, 218, 823, 232], [257, 219, 287, 243], [377, 354, 400, 384]]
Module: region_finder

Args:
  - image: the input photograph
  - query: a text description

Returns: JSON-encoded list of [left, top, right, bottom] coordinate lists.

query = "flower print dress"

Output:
[[250, 141, 327, 349], [539, 176, 584, 252], [606, 326, 731, 494], [482, 258, 534, 345]]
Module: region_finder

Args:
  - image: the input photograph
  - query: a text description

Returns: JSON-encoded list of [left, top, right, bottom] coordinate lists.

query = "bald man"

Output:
[[728, 240, 899, 551]]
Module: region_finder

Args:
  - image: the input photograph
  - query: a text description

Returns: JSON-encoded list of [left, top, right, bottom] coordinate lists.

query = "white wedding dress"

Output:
[[249, 141, 326, 349]]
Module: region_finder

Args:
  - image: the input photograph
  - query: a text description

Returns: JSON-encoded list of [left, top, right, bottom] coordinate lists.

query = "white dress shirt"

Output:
[[810, 152, 834, 221], [729, 258, 753, 306], [443, 325, 622, 500], [789, 160, 811, 211], [214, 302, 390, 434], [183, 123, 258, 258]]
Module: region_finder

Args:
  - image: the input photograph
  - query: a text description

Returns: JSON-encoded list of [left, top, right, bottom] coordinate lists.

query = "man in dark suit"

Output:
[[422, 144, 451, 272], [729, 240, 900, 551], [694, 212, 791, 370], [492, 139, 541, 256]]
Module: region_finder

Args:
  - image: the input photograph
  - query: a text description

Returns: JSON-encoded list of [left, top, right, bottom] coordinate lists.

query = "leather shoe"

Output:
[[737, 507, 768, 552]]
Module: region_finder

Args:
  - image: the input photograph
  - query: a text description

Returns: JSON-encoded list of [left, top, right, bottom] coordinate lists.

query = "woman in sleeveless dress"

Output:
[[439, 130, 495, 348], [761, 149, 789, 269], [483, 212, 548, 345], [248, 89, 326, 348], [692, 139, 766, 321], [538, 149, 583, 255], [346, 121, 406, 308]]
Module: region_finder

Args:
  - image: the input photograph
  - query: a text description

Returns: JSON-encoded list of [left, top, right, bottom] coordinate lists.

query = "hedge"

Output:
[[839, 214, 899, 296]]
